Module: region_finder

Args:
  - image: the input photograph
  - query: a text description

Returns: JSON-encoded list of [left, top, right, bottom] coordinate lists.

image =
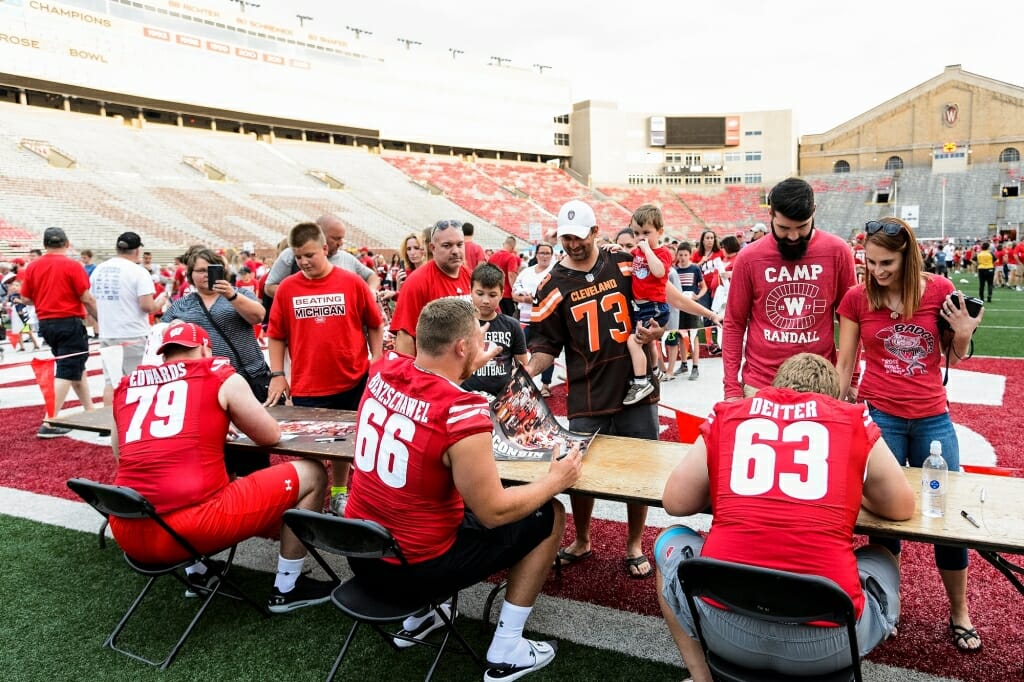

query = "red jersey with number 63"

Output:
[[699, 387, 880, 617], [345, 352, 493, 564], [113, 357, 234, 514]]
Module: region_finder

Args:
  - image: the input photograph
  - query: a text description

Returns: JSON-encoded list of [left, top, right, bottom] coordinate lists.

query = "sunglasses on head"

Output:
[[430, 219, 463, 239], [865, 220, 903, 236]]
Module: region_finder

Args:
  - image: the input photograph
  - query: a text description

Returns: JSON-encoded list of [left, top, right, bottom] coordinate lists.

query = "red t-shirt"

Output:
[[630, 245, 672, 302], [172, 265, 187, 298], [463, 240, 487, 274], [722, 230, 856, 398], [20, 253, 91, 319], [389, 261, 472, 338], [694, 249, 724, 295], [837, 275, 953, 419], [700, 388, 880, 618], [488, 249, 521, 298], [268, 266, 382, 397], [345, 352, 493, 563], [113, 357, 234, 514]]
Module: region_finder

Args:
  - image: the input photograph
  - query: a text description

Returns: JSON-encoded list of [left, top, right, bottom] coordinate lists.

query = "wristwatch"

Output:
[[270, 371, 286, 378], [227, 291, 239, 301]]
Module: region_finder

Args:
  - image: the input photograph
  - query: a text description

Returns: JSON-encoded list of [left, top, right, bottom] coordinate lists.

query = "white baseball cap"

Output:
[[751, 222, 768, 234], [556, 200, 596, 239]]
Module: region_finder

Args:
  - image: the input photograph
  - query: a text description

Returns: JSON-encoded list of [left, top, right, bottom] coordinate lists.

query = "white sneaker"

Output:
[[484, 640, 558, 681], [393, 603, 452, 648]]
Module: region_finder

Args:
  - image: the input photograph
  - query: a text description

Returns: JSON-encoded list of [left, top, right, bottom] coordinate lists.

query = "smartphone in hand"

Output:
[[206, 264, 225, 284]]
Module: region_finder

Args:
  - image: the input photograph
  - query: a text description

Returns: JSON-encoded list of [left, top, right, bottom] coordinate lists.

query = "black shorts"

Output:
[[570, 403, 658, 440], [38, 317, 89, 381], [291, 374, 368, 411], [348, 502, 555, 602]]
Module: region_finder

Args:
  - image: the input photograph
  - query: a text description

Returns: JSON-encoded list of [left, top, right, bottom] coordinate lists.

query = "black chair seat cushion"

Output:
[[331, 576, 436, 624]]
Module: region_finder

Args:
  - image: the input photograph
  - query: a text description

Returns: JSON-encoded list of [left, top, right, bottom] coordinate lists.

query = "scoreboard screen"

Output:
[[665, 117, 726, 147]]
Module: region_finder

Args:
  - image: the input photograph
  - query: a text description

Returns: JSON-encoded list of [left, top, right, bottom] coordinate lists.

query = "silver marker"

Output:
[[960, 510, 981, 528]]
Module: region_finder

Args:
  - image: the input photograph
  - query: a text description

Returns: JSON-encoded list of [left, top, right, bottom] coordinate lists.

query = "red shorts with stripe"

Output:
[[110, 462, 300, 564]]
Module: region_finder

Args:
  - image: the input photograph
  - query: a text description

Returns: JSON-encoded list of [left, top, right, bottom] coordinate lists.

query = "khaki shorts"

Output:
[[100, 336, 147, 386]]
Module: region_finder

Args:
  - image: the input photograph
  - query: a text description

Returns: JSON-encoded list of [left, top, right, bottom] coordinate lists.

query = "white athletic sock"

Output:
[[401, 599, 451, 631], [633, 377, 650, 385], [274, 556, 305, 593], [185, 561, 207, 576], [486, 601, 533, 664]]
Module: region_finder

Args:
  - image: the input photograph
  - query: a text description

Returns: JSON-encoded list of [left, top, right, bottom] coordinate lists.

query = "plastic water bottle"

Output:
[[921, 440, 948, 518]]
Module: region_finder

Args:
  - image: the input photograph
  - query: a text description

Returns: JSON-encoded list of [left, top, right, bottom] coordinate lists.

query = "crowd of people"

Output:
[[2, 176, 992, 680]]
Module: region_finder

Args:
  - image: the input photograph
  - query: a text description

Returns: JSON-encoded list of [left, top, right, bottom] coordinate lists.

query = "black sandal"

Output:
[[949, 618, 983, 652]]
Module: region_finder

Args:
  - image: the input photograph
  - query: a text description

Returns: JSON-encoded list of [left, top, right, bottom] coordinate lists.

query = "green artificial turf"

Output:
[[0, 514, 680, 682]]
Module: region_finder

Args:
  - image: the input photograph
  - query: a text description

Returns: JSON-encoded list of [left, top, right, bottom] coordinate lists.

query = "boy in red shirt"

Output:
[[624, 205, 673, 405]]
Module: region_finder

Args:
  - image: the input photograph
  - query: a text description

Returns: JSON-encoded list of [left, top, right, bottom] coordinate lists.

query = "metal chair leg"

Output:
[[326, 621, 361, 682], [98, 519, 108, 549], [480, 580, 508, 633]]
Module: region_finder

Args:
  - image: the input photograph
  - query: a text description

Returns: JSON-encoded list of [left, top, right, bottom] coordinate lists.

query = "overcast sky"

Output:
[[289, 0, 1017, 136]]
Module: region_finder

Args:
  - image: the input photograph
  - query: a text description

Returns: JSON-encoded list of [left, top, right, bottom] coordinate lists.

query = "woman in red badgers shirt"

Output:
[[836, 217, 984, 653], [692, 229, 723, 354]]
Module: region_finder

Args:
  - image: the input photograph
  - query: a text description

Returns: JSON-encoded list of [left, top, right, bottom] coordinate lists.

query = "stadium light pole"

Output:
[[397, 38, 422, 50], [449, 48, 464, 60], [490, 56, 511, 67], [346, 26, 373, 39], [533, 64, 552, 74], [296, 14, 313, 27]]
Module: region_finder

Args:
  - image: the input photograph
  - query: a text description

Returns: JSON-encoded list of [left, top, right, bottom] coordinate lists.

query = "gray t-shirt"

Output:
[[266, 248, 374, 287]]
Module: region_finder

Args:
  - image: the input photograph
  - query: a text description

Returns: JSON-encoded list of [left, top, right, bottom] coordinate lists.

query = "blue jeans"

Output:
[[866, 406, 968, 571]]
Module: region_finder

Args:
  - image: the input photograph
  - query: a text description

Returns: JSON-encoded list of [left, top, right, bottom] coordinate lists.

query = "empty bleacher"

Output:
[[596, 186, 705, 241]]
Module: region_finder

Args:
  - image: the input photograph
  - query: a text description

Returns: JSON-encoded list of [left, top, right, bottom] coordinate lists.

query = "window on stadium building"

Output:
[[685, 176, 702, 185], [885, 156, 904, 170], [745, 151, 762, 161], [999, 147, 1021, 163], [724, 152, 742, 163], [554, 133, 569, 146], [744, 130, 762, 136], [553, 114, 569, 124], [833, 160, 851, 173], [725, 175, 743, 185], [744, 173, 762, 184], [685, 153, 702, 165], [705, 175, 722, 184]]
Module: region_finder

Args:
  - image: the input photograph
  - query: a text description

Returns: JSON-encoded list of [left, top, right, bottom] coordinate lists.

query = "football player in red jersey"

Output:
[[655, 354, 914, 680], [346, 298, 583, 682], [109, 323, 333, 614]]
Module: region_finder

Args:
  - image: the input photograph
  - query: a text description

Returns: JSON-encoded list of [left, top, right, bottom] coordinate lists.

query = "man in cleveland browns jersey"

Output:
[[654, 353, 914, 680], [346, 298, 583, 682], [528, 200, 717, 579], [110, 323, 333, 614]]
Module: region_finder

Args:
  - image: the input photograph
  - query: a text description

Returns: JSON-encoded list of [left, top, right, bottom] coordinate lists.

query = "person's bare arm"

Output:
[[835, 316, 861, 402], [220, 373, 280, 446], [394, 329, 415, 356], [513, 352, 529, 367], [449, 433, 582, 528], [524, 351, 554, 377], [366, 325, 384, 363], [861, 438, 915, 520], [666, 282, 719, 324], [138, 291, 168, 314], [661, 436, 711, 517], [80, 290, 98, 320], [265, 337, 290, 406], [365, 273, 381, 292]]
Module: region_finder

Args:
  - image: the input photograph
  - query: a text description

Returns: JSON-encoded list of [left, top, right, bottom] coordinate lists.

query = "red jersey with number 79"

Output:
[[345, 352, 493, 564], [113, 357, 234, 514], [699, 387, 880, 617]]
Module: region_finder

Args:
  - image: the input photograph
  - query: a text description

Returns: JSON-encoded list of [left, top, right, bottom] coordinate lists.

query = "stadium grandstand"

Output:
[[0, 2, 1022, 258]]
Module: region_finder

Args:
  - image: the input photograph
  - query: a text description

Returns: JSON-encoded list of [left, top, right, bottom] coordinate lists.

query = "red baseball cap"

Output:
[[856, 233, 865, 241], [157, 323, 210, 355]]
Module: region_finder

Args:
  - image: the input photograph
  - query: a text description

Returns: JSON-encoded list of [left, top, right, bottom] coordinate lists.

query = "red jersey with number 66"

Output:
[[699, 387, 880, 617], [345, 352, 493, 564], [113, 356, 234, 514]]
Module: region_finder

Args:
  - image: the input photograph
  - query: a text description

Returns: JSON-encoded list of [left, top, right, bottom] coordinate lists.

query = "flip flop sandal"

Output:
[[624, 554, 653, 579], [555, 548, 592, 568], [949, 619, 983, 653]]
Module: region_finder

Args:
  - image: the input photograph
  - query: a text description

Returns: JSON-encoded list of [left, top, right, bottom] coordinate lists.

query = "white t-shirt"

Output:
[[512, 263, 553, 323], [90, 256, 156, 338]]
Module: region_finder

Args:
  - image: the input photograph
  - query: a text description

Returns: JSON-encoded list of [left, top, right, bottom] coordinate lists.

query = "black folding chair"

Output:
[[66, 478, 268, 670], [678, 557, 862, 682], [282, 509, 485, 682]]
